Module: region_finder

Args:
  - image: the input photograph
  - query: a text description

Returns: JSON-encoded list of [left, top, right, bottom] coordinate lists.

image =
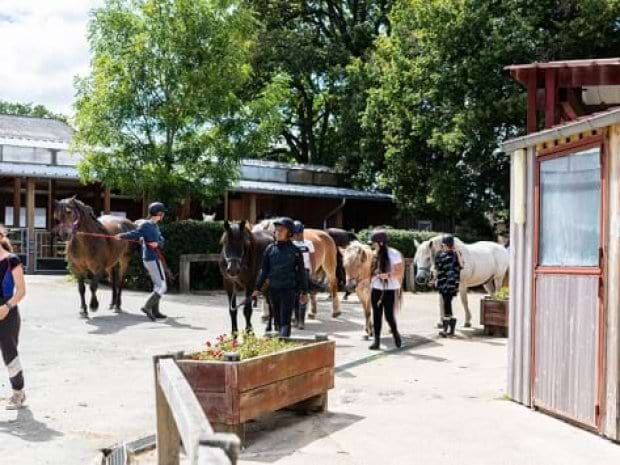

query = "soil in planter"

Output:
[[191, 334, 300, 361]]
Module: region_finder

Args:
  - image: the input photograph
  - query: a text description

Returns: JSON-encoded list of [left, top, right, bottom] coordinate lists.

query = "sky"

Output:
[[0, 0, 104, 116]]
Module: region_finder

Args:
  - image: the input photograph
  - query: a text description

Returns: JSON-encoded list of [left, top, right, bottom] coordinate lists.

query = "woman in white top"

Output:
[[369, 230, 403, 350]]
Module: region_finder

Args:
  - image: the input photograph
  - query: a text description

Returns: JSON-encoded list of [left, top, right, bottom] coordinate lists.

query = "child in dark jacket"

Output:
[[436, 235, 463, 337]]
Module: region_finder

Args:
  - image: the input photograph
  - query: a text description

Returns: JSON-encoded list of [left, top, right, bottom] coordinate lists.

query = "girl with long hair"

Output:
[[0, 224, 27, 409]]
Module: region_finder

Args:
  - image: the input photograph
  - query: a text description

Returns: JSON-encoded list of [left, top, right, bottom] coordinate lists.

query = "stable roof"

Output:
[[506, 58, 620, 88]]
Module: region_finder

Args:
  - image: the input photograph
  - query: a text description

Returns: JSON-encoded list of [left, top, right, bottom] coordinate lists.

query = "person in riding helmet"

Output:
[[368, 230, 403, 350], [292, 220, 314, 330], [253, 217, 309, 337], [116, 202, 167, 321], [436, 235, 463, 337]]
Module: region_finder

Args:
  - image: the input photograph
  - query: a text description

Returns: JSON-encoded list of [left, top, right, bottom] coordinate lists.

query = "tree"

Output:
[[0, 100, 67, 122], [74, 0, 288, 211], [363, 0, 620, 227], [247, 0, 392, 165]]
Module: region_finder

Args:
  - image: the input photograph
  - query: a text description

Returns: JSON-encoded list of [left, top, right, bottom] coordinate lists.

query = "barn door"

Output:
[[533, 142, 605, 429]]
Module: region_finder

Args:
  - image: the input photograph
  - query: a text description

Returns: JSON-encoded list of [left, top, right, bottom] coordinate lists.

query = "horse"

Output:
[[252, 220, 341, 318], [341, 241, 374, 338], [54, 196, 136, 318], [413, 236, 509, 326], [219, 220, 273, 335], [326, 228, 358, 299]]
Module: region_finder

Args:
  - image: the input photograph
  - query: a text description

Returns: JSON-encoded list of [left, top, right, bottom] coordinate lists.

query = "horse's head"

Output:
[[221, 220, 251, 277], [414, 239, 437, 286], [341, 241, 373, 292], [54, 196, 82, 240]]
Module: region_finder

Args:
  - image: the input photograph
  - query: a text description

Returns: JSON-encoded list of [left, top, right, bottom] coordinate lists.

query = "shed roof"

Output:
[[501, 106, 620, 153], [234, 180, 393, 201], [505, 58, 620, 87], [0, 115, 73, 143]]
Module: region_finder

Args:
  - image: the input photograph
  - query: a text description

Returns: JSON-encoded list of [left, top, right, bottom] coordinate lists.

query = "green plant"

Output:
[[491, 287, 509, 301], [192, 334, 300, 361]]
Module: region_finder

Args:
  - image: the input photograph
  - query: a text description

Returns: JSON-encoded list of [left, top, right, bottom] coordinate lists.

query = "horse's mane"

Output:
[[60, 197, 106, 233], [220, 220, 253, 245], [343, 241, 373, 268]]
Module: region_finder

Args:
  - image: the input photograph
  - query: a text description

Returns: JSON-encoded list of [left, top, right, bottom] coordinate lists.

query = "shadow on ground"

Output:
[[85, 312, 207, 335], [241, 410, 364, 463], [0, 408, 64, 443]]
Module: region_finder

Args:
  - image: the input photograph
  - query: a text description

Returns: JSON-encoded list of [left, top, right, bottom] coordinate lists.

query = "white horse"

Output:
[[413, 236, 509, 327]]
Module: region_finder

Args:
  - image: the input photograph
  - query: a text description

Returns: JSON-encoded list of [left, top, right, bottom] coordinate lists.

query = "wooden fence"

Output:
[[179, 254, 418, 293], [154, 355, 240, 465]]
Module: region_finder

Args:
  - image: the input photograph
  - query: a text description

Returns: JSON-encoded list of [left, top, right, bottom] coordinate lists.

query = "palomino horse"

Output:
[[54, 197, 135, 318], [252, 220, 341, 318], [327, 228, 358, 298], [414, 236, 509, 326], [341, 241, 374, 338], [219, 220, 273, 335]]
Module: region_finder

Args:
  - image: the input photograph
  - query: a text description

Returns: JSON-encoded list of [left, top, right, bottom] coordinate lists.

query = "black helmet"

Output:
[[148, 202, 166, 216], [274, 217, 295, 234], [442, 234, 455, 247], [293, 220, 304, 234], [369, 230, 388, 244]]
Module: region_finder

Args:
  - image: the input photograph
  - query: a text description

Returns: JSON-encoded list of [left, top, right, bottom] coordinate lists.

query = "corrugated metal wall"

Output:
[[534, 274, 599, 427], [508, 146, 535, 405]]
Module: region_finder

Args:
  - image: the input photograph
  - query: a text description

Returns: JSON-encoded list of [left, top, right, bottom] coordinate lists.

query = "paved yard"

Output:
[[0, 276, 619, 465]]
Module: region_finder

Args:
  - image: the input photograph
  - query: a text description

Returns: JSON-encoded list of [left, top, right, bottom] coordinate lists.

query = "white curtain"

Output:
[[539, 148, 600, 267]]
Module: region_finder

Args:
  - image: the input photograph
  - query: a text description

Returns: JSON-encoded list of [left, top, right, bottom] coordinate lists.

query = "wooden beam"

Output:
[[249, 194, 257, 225], [527, 70, 538, 133], [13, 177, 21, 227], [103, 188, 111, 214], [26, 178, 35, 273], [544, 68, 557, 128], [224, 192, 229, 221], [47, 180, 55, 230], [154, 356, 181, 465]]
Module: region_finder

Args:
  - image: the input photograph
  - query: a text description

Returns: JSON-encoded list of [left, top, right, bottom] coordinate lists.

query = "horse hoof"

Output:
[[363, 334, 370, 341], [245, 327, 254, 335], [79, 311, 89, 319], [113, 307, 123, 314], [332, 312, 341, 318], [464, 322, 472, 328], [261, 316, 269, 323], [90, 303, 99, 312], [308, 313, 316, 320]]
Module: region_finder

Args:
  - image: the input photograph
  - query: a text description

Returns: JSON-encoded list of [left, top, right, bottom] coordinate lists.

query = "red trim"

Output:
[[544, 69, 557, 128], [537, 134, 605, 158], [527, 71, 538, 133], [532, 138, 607, 431], [534, 403, 598, 431]]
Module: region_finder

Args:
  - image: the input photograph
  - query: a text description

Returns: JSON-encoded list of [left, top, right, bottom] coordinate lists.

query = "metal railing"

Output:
[[34, 230, 67, 273], [153, 354, 239, 465], [7, 228, 28, 267]]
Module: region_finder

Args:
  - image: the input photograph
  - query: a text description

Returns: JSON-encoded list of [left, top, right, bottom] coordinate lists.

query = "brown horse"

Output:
[[219, 220, 273, 335], [341, 242, 374, 338], [327, 228, 358, 298], [54, 197, 135, 318], [252, 220, 342, 318]]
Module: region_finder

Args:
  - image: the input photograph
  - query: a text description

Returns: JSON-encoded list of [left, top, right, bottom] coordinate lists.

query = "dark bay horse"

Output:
[[219, 220, 273, 335], [54, 197, 135, 318]]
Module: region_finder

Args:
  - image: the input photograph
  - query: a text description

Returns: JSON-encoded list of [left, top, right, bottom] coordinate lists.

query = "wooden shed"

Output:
[[503, 58, 620, 439]]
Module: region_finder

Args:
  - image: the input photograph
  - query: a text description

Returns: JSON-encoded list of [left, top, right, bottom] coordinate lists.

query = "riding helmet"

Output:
[[148, 202, 166, 216], [293, 220, 305, 235], [369, 230, 388, 245], [442, 234, 455, 247], [274, 217, 295, 234]]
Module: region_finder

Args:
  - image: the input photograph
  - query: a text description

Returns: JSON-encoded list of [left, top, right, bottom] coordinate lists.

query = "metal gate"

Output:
[[34, 230, 68, 273], [7, 228, 28, 269]]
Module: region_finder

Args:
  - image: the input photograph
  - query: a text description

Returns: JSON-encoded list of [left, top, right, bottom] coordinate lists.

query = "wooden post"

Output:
[[154, 355, 181, 465], [103, 188, 111, 214], [180, 256, 191, 294], [527, 69, 537, 134], [26, 177, 35, 273], [13, 177, 21, 227], [249, 194, 257, 225], [224, 192, 229, 221], [47, 180, 55, 230], [544, 68, 556, 129]]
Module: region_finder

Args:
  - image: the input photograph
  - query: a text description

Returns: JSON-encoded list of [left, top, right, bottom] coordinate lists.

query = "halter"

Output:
[[223, 243, 247, 270], [70, 206, 82, 235]]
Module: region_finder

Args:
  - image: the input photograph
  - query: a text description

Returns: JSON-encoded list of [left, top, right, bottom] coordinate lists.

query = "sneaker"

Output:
[[141, 307, 156, 321], [6, 390, 25, 410]]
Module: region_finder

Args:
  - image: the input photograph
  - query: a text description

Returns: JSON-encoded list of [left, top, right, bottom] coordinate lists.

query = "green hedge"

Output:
[[357, 228, 482, 258], [124, 220, 225, 292]]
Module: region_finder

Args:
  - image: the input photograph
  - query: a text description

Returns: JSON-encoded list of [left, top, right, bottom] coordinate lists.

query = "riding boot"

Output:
[[393, 330, 402, 348], [279, 325, 291, 338], [439, 318, 450, 338], [369, 337, 381, 350], [152, 297, 167, 319], [449, 318, 457, 336], [141, 293, 159, 321]]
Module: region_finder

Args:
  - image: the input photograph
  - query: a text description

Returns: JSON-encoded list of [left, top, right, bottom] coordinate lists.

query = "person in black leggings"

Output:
[[436, 235, 463, 337], [0, 224, 27, 409], [368, 230, 404, 350]]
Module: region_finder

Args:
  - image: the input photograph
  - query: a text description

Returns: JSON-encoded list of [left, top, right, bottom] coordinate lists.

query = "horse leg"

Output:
[[112, 265, 123, 312], [116, 257, 131, 312], [330, 275, 341, 318], [459, 287, 472, 327], [89, 274, 100, 312], [109, 266, 118, 310], [78, 275, 88, 318], [243, 289, 253, 334], [226, 284, 238, 336], [308, 293, 318, 319], [361, 290, 372, 340]]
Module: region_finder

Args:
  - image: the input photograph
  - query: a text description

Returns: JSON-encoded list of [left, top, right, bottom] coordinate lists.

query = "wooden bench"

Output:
[[179, 254, 221, 294]]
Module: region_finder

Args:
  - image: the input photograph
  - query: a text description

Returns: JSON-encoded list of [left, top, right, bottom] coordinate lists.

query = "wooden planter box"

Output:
[[480, 297, 509, 337], [177, 337, 335, 444]]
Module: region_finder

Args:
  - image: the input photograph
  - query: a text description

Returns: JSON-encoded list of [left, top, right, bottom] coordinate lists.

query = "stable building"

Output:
[[0, 114, 394, 273], [503, 58, 620, 439]]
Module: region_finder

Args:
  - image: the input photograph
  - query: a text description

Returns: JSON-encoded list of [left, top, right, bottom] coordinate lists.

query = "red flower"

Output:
[[206, 341, 212, 347]]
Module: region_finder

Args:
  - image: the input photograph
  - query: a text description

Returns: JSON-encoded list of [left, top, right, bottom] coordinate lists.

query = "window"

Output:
[[4, 207, 47, 228], [2, 145, 52, 164], [539, 147, 600, 267]]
